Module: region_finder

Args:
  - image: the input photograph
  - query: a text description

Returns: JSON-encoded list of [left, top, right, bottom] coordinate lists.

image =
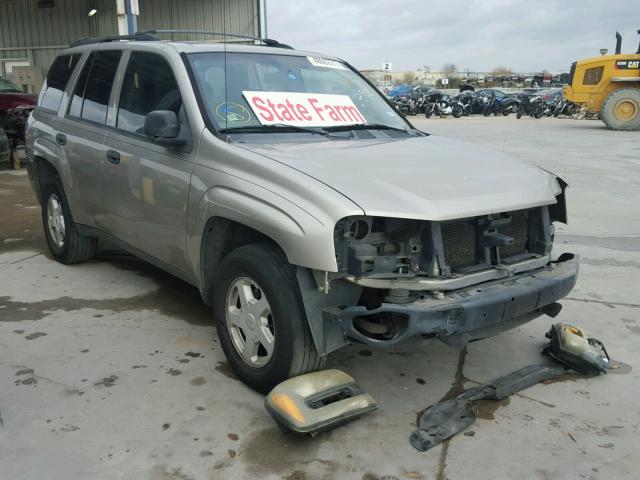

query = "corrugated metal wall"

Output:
[[0, 0, 259, 82]]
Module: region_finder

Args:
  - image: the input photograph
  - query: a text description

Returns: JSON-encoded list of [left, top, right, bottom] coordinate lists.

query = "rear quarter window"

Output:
[[39, 54, 81, 112], [68, 50, 122, 124]]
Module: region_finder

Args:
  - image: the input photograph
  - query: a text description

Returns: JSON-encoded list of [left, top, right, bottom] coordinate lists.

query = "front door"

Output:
[[100, 51, 195, 276]]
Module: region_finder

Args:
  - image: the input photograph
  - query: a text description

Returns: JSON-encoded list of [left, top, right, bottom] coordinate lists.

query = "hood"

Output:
[[239, 135, 561, 221], [0, 92, 38, 110]]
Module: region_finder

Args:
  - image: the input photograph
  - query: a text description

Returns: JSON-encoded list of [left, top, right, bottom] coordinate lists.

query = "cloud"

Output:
[[265, 0, 640, 72]]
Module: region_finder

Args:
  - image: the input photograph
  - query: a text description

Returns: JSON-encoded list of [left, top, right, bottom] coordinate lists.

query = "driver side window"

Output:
[[117, 52, 183, 135]]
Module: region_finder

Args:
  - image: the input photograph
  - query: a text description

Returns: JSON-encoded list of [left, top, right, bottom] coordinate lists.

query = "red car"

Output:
[[0, 78, 37, 168]]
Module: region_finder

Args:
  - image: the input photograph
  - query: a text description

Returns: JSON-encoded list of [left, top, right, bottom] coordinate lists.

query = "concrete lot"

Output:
[[1, 116, 639, 480]]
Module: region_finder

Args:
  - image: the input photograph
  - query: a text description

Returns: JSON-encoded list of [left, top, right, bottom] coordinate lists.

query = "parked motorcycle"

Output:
[[516, 94, 544, 119], [449, 92, 474, 118], [423, 91, 454, 118], [481, 93, 520, 116], [553, 98, 579, 117]]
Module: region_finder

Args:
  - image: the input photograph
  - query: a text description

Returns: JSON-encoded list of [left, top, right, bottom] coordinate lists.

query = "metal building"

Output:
[[0, 0, 262, 91]]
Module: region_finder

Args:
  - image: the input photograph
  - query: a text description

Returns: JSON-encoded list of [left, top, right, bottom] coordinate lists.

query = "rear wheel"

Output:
[[601, 89, 640, 131], [214, 243, 322, 393], [41, 179, 97, 264]]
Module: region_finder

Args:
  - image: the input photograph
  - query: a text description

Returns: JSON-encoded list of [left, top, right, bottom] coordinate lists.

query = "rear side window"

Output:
[[68, 50, 122, 124], [583, 66, 604, 86], [39, 54, 81, 111], [117, 52, 183, 135], [68, 53, 94, 118]]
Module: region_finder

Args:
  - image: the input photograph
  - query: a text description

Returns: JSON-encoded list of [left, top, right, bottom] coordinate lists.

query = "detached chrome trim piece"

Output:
[[344, 255, 552, 291]]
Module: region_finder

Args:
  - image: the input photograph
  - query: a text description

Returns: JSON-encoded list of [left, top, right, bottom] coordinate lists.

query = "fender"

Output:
[[186, 166, 344, 290], [32, 136, 71, 198]]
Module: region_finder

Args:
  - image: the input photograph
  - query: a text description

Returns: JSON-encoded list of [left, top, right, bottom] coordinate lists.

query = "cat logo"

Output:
[[615, 60, 640, 69]]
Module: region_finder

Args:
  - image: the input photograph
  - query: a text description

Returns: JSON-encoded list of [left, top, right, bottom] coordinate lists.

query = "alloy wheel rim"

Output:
[[46, 194, 65, 248], [225, 277, 275, 367]]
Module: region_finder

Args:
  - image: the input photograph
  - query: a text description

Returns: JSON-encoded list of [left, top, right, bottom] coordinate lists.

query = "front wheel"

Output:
[[425, 109, 432, 119], [516, 106, 524, 119], [214, 243, 322, 393], [600, 88, 640, 131], [452, 105, 463, 118]]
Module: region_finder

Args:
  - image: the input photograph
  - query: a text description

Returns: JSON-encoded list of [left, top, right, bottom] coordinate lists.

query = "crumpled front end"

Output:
[[320, 199, 578, 347]]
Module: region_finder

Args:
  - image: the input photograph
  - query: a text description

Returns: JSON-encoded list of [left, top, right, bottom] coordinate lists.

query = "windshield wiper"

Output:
[[220, 124, 340, 137], [324, 123, 411, 133]]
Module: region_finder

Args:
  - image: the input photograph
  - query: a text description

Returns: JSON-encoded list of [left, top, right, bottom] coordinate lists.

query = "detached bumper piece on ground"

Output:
[[265, 369, 377, 436], [411, 323, 610, 452]]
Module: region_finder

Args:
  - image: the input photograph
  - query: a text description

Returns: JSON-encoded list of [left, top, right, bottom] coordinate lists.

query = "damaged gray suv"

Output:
[[26, 33, 578, 392]]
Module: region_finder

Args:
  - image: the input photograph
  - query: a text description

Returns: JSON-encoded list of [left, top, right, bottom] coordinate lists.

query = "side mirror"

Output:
[[144, 110, 185, 146]]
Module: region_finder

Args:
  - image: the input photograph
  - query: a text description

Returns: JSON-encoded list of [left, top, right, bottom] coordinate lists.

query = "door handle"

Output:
[[55, 133, 67, 146], [106, 149, 121, 165]]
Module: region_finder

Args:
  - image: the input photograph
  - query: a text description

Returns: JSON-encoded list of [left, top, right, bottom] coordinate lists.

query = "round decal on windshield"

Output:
[[215, 102, 251, 124]]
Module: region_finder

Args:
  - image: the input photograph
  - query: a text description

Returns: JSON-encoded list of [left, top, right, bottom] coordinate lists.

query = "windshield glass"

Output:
[[187, 52, 408, 133], [0, 78, 22, 93]]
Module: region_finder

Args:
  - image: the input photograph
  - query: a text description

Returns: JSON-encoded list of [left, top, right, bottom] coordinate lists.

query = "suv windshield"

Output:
[[0, 78, 22, 93], [187, 52, 409, 134]]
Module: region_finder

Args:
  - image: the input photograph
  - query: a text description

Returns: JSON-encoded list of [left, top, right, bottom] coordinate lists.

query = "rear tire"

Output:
[[41, 179, 97, 264], [601, 89, 640, 131], [213, 243, 322, 393]]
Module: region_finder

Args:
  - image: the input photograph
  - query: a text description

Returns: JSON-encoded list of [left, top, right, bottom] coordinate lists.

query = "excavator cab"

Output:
[[563, 30, 640, 130]]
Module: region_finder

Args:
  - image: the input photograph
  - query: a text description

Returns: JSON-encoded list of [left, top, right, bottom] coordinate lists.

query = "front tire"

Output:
[[601, 89, 640, 131], [41, 180, 96, 264], [213, 243, 322, 393], [452, 105, 463, 118]]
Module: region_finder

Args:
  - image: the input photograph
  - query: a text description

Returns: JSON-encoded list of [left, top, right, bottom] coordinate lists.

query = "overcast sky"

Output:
[[265, 0, 640, 73]]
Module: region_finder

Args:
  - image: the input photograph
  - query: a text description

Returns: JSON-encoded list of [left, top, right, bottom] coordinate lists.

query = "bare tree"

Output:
[[441, 63, 458, 77], [402, 71, 418, 84], [491, 66, 514, 76]]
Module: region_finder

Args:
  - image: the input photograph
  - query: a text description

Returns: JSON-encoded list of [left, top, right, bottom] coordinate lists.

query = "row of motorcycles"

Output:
[[389, 88, 580, 120]]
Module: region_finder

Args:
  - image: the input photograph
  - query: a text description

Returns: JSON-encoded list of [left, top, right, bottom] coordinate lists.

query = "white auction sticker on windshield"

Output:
[[307, 56, 346, 70], [243, 91, 366, 127]]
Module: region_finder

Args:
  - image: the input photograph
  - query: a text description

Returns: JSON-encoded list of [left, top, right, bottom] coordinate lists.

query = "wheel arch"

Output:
[[32, 154, 62, 205], [199, 216, 290, 306]]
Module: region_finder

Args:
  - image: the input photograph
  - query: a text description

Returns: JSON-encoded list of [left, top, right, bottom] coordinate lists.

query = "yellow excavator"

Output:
[[563, 30, 640, 130]]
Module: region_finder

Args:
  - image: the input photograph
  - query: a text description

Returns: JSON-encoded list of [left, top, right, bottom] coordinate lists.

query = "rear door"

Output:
[[55, 50, 122, 227], [31, 53, 81, 201], [100, 51, 196, 276]]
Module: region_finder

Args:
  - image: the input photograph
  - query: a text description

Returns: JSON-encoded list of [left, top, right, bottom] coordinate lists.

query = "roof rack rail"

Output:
[[69, 32, 160, 48], [138, 30, 294, 49]]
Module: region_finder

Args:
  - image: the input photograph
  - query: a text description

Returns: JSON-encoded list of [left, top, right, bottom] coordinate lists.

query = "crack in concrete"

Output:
[[556, 234, 640, 252], [564, 297, 640, 309], [435, 347, 468, 480]]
